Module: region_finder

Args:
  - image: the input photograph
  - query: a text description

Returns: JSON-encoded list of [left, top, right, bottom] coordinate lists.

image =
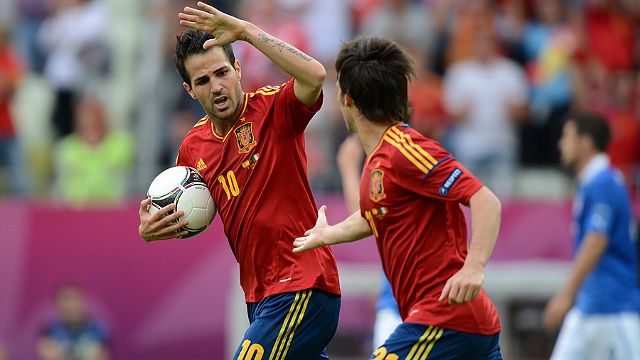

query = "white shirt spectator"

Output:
[[39, 0, 107, 90], [444, 57, 527, 163]]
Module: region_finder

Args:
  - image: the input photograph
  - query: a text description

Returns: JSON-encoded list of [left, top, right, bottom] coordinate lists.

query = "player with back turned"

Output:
[[294, 36, 503, 359], [137, 3, 341, 359]]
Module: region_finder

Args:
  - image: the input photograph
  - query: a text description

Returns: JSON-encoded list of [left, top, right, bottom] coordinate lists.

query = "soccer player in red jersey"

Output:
[[138, 3, 340, 359], [294, 36, 503, 359]]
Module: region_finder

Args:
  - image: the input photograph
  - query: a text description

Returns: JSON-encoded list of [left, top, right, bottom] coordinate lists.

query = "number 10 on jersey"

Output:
[[218, 170, 240, 200]]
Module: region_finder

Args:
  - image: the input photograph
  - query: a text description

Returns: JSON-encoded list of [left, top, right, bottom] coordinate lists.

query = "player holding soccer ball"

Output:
[[293, 36, 503, 359], [138, 3, 340, 359]]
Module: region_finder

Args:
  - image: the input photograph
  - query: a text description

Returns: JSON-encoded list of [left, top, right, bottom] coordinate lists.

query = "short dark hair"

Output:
[[335, 36, 415, 124], [565, 111, 611, 152], [174, 28, 236, 85]]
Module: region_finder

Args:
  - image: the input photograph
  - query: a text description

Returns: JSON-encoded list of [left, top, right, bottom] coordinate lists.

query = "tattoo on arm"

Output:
[[257, 32, 311, 62]]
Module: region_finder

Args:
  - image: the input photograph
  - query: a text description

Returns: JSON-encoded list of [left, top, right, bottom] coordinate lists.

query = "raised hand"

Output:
[[178, 2, 246, 49], [138, 197, 189, 241]]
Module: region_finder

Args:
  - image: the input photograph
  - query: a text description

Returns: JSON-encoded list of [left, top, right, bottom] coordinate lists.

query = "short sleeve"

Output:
[[584, 192, 614, 236], [176, 144, 190, 167], [275, 78, 323, 134], [393, 142, 483, 205]]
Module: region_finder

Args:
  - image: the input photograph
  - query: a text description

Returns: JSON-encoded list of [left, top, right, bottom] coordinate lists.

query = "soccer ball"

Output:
[[147, 166, 216, 238]]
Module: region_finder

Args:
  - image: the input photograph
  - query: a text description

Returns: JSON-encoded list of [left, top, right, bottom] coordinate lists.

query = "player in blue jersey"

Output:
[[543, 112, 640, 360]]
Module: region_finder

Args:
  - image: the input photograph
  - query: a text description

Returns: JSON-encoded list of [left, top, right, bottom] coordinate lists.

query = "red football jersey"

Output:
[[360, 123, 501, 335], [177, 79, 341, 302]]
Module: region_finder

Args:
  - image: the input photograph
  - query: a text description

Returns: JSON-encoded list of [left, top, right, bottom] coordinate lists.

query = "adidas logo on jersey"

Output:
[[196, 158, 207, 171]]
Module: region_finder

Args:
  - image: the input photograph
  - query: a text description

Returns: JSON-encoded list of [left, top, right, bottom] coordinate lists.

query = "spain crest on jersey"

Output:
[[369, 169, 387, 202], [234, 122, 256, 154]]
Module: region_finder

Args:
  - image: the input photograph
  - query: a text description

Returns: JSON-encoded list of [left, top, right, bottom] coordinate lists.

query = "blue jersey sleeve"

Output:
[[584, 191, 614, 237]]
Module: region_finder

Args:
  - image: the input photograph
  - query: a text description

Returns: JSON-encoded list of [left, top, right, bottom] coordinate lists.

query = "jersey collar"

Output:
[[579, 153, 609, 185], [210, 92, 249, 142]]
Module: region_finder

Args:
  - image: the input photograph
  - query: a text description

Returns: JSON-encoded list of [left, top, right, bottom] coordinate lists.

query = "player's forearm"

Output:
[[560, 233, 607, 299], [466, 187, 501, 269], [240, 22, 325, 91], [325, 211, 372, 245]]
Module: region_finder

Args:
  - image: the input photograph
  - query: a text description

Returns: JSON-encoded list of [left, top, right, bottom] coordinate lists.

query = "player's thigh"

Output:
[[370, 322, 501, 360], [589, 312, 640, 360], [551, 309, 599, 360], [233, 289, 340, 360]]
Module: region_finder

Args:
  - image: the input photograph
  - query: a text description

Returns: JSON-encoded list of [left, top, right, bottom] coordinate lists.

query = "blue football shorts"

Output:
[[370, 322, 501, 360], [232, 288, 341, 360]]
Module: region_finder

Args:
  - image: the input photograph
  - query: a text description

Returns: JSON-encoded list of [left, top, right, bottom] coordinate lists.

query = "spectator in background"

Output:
[[0, 27, 27, 196], [582, 0, 637, 74], [38, 0, 109, 138], [235, 0, 310, 90], [37, 284, 109, 360], [407, 49, 448, 141], [54, 94, 133, 207], [520, 0, 578, 165], [543, 112, 640, 360], [441, 0, 497, 67], [359, 0, 434, 55], [13, 0, 50, 73], [0, 344, 7, 360], [600, 72, 640, 194], [444, 28, 528, 197]]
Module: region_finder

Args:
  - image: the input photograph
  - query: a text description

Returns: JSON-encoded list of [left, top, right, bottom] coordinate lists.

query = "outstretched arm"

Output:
[[293, 206, 372, 253], [439, 186, 501, 304], [179, 2, 325, 105]]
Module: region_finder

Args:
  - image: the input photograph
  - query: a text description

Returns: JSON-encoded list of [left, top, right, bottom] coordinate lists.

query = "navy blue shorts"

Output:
[[370, 322, 502, 360], [232, 288, 341, 360]]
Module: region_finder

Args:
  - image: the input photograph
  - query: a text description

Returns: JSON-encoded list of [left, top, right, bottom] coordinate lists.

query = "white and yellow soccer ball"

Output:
[[147, 166, 216, 238]]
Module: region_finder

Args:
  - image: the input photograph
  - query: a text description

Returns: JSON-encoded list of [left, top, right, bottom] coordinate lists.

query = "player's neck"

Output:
[[357, 120, 395, 156]]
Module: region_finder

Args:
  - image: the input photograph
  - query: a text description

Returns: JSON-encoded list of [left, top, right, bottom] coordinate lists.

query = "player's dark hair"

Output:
[[175, 28, 236, 85], [335, 36, 415, 124], [565, 112, 611, 152]]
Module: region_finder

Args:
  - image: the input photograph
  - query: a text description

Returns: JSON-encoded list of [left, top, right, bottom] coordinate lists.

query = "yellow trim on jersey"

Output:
[[268, 290, 312, 360], [255, 88, 280, 96], [383, 135, 430, 174], [419, 327, 444, 360], [365, 124, 398, 167], [386, 130, 435, 171], [211, 93, 250, 142], [193, 117, 208, 128], [251, 84, 282, 97], [390, 127, 438, 165]]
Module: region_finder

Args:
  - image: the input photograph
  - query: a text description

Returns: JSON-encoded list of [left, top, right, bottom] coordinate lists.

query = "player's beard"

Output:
[[207, 92, 242, 125]]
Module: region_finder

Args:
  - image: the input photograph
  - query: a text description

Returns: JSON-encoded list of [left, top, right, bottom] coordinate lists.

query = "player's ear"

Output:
[[183, 82, 197, 100], [343, 94, 354, 107], [234, 60, 241, 80]]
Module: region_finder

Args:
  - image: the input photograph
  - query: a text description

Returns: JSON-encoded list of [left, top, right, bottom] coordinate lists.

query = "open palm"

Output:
[[178, 2, 246, 49], [293, 206, 330, 253]]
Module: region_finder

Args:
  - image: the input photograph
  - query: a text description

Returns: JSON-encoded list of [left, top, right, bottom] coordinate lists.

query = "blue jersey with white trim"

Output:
[[573, 165, 640, 314]]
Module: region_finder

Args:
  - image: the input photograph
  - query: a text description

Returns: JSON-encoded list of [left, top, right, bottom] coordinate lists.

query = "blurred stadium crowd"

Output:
[[0, 0, 638, 204]]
